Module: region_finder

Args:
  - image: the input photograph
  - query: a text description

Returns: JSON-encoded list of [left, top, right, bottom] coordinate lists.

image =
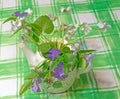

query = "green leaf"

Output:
[[27, 23, 42, 36], [63, 54, 68, 63], [32, 34, 39, 42], [66, 53, 76, 62], [64, 63, 68, 74], [34, 15, 54, 34], [3, 16, 17, 24], [53, 81, 63, 88], [41, 61, 48, 70], [50, 55, 66, 71], [50, 59, 59, 71], [81, 57, 86, 71], [43, 71, 51, 82], [24, 73, 33, 80], [61, 47, 71, 53], [38, 43, 51, 53], [79, 50, 95, 54], [50, 42, 57, 49], [10, 27, 22, 37], [72, 57, 79, 70], [24, 71, 40, 80], [19, 80, 33, 96]]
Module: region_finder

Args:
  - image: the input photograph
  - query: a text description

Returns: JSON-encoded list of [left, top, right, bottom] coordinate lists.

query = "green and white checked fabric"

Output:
[[0, 0, 120, 99]]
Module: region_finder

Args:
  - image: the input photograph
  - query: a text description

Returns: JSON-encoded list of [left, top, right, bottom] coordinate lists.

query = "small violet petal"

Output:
[[85, 54, 96, 67], [53, 62, 65, 80], [38, 78, 42, 83], [20, 12, 28, 18], [32, 81, 41, 92], [13, 11, 21, 17], [47, 48, 60, 60]]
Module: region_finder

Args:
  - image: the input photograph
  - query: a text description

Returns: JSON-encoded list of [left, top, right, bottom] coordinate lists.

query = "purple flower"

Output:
[[52, 62, 65, 80], [85, 54, 95, 67], [13, 11, 28, 18], [47, 48, 60, 60], [38, 78, 42, 83], [20, 12, 28, 18], [31, 81, 41, 92], [13, 11, 21, 17]]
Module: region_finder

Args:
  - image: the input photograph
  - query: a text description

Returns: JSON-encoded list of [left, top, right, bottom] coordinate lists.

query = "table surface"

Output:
[[0, 0, 120, 99]]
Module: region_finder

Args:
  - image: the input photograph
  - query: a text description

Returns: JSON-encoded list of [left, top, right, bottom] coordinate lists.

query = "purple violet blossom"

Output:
[[32, 81, 41, 92], [13, 11, 28, 18], [31, 78, 42, 92], [85, 54, 95, 67], [52, 62, 65, 80], [13, 11, 21, 17], [38, 78, 42, 83], [47, 48, 60, 60]]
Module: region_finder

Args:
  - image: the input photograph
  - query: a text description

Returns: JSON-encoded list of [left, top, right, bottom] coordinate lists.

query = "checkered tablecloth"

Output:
[[0, 0, 120, 99]]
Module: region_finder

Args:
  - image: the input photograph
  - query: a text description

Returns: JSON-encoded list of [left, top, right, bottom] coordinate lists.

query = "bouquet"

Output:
[[3, 7, 110, 95]]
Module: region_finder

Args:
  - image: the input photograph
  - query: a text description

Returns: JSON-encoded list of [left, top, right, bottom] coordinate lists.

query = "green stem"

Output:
[[24, 34, 38, 46], [41, 33, 51, 42]]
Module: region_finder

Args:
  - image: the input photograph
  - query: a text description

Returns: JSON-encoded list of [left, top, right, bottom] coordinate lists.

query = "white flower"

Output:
[[48, 13, 58, 21], [60, 6, 72, 13], [67, 6, 72, 12], [61, 7, 65, 13], [65, 34, 70, 40], [74, 43, 80, 49], [97, 19, 111, 32], [64, 24, 78, 40], [71, 43, 80, 56], [25, 8, 32, 15], [80, 23, 92, 34], [71, 42, 80, 51], [11, 20, 22, 31], [67, 24, 78, 34]]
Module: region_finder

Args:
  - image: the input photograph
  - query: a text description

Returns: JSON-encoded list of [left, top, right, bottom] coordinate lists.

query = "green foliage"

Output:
[[24, 73, 33, 80], [34, 15, 54, 34], [3, 16, 17, 24], [49, 42, 57, 49], [41, 61, 48, 70], [50, 58, 60, 71], [63, 63, 69, 74], [61, 46, 71, 53], [38, 43, 51, 53], [81, 57, 86, 71], [24, 70, 40, 80], [19, 80, 33, 96], [2, 7, 98, 97], [43, 71, 51, 82], [31, 34, 39, 42], [10, 27, 22, 37], [53, 81, 63, 88], [27, 23, 42, 36], [79, 50, 95, 54], [62, 54, 68, 63]]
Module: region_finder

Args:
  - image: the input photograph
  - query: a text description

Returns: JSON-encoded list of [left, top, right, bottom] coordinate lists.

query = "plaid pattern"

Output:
[[0, 0, 120, 99]]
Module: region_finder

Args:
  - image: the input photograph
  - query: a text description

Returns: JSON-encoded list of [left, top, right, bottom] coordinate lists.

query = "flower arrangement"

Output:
[[3, 7, 110, 96]]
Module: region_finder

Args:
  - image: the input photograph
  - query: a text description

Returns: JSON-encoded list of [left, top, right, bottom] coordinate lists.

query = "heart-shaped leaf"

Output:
[[34, 15, 54, 34], [27, 23, 42, 36]]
